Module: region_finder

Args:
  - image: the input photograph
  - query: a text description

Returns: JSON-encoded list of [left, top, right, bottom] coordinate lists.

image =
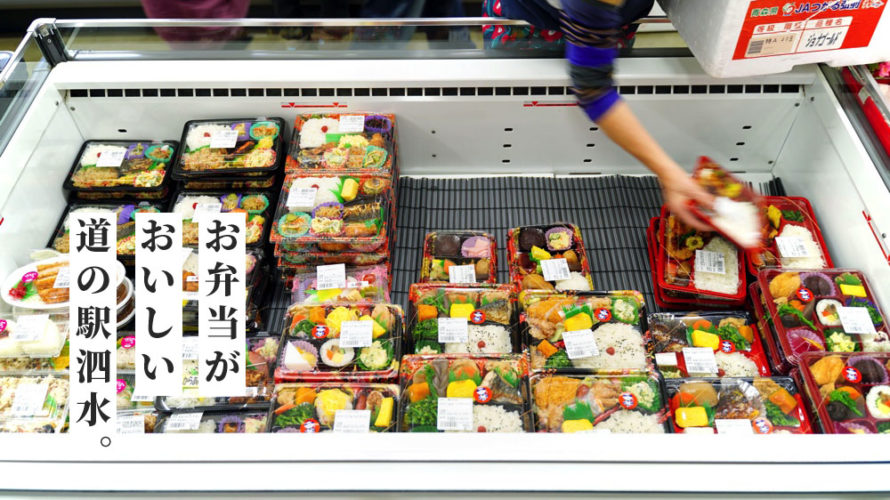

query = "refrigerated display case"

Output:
[[0, 17, 889, 494]]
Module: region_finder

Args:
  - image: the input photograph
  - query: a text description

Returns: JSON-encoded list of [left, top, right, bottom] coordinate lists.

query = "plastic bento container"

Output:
[[407, 283, 517, 355], [747, 196, 833, 274], [757, 268, 890, 367], [0, 375, 69, 433], [520, 290, 649, 374], [172, 117, 285, 178], [665, 377, 813, 434], [799, 352, 890, 434], [268, 382, 399, 432], [289, 113, 395, 177], [290, 265, 390, 306], [74, 185, 171, 202], [0, 311, 69, 359], [276, 248, 389, 268], [48, 202, 163, 263], [276, 303, 404, 382], [530, 372, 670, 433], [689, 157, 766, 249], [116, 371, 155, 411], [749, 283, 792, 375], [171, 190, 273, 248], [507, 223, 593, 292], [398, 353, 531, 432], [419, 231, 497, 284], [0, 352, 67, 374], [62, 140, 177, 195], [648, 311, 771, 378], [182, 247, 264, 302], [154, 411, 269, 433], [180, 174, 279, 191]]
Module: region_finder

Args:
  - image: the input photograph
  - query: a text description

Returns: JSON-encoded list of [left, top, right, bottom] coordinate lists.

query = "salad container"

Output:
[[290, 265, 390, 306], [689, 157, 767, 250], [171, 190, 273, 248], [289, 113, 396, 177], [0, 375, 69, 433], [507, 223, 593, 292], [747, 196, 832, 273], [419, 231, 497, 284], [63, 140, 177, 196], [49, 202, 163, 264], [154, 411, 269, 433], [172, 118, 285, 178], [269, 382, 398, 432]]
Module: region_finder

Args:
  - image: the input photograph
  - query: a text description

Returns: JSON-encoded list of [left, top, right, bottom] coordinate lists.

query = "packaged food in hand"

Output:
[[689, 157, 766, 249]]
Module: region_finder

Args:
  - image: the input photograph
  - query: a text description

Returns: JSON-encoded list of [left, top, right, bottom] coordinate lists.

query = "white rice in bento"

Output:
[[715, 351, 758, 377], [186, 124, 233, 151], [694, 236, 739, 295], [594, 411, 665, 433], [79, 143, 127, 166], [444, 324, 512, 354], [777, 224, 826, 269], [473, 404, 523, 432], [572, 323, 647, 371]]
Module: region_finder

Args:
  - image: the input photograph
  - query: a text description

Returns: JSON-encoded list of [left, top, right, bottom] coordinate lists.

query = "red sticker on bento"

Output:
[[470, 310, 486, 325], [311, 325, 328, 339], [0, 320, 6, 333], [618, 392, 638, 410], [474, 386, 492, 404], [300, 419, 321, 433], [594, 308, 612, 322], [121, 336, 136, 349], [720, 340, 736, 354], [752, 417, 773, 435], [796, 288, 813, 303], [843, 366, 862, 383], [21, 271, 38, 283], [116, 379, 127, 394]]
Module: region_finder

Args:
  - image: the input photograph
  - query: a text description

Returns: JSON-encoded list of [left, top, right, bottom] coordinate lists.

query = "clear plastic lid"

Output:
[[270, 382, 399, 433], [181, 174, 277, 191], [50, 202, 163, 258], [748, 196, 832, 272], [64, 140, 176, 192], [0, 374, 69, 433], [171, 190, 272, 248], [290, 265, 390, 306], [116, 371, 155, 411], [530, 372, 669, 433], [173, 117, 285, 177], [507, 223, 593, 292], [665, 377, 813, 434], [276, 248, 389, 268], [689, 157, 767, 249], [74, 185, 170, 202], [398, 353, 530, 433], [520, 290, 648, 374], [419, 231, 497, 284], [0, 311, 69, 359], [407, 283, 518, 355], [154, 410, 269, 433], [182, 248, 263, 299], [288, 113, 395, 177]]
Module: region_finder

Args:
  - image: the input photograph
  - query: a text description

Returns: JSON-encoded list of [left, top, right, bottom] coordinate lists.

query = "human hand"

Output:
[[658, 166, 715, 232]]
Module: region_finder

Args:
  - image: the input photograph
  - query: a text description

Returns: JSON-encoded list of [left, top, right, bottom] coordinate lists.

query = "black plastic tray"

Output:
[[171, 117, 286, 179], [62, 140, 178, 195]]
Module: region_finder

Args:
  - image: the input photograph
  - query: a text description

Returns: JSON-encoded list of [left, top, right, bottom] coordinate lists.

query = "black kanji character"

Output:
[[205, 262, 239, 296], [208, 304, 239, 339], [75, 218, 111, 253], [75, 392, 111, 426], [204, 219, 240, 251], [204, 349, 241, 382], [76, 306, 112, 340], [76, 349, 110, 383], [77, 266, 110, 294]]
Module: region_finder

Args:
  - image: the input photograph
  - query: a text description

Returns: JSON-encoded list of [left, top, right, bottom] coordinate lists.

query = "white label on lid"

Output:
[[186, 275, 199, 283], [715, 419, 754, 435], [775, 236, 811, 258], [437, 397, 473, 431], [53, 267, 70, 289], [695, 250, 726, 275], [243, 386, 259, 398], [347, 281, 369, 289], [183, 337, 199, 360], [117, 414, 146, 434], [286, 187, 318, 209], [541, 258, 571, 282], [682, 347, 718, 375], [11, 314, 49, 342], [448, 265, 477, 284], [338, 115, 366, 133], [655, 352, 679, 367], [333, 410, 371, 433], [192, 203, 222, 224], [209, 129, 238, 148], [838, 306, 877, 335], [316, 264, 346, 290], [130, 394, 153, 402], [438, 318, 468, 344], [563, 329, 599, 360], [339, 321, 373, 348], [11, 382, 48, 416], [165, 412, 203, 431], [96, 149, 126, 167]]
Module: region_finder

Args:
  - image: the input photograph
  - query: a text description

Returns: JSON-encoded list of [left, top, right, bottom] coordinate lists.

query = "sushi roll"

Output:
[[815, 299, 843, 327], [866, 385, 890, 419], [320, 339, 355, 368]]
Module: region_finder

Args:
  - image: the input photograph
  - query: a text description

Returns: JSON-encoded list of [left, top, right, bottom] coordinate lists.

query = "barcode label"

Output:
[[183, 337, 199, 360], [563, 329, 599, 359], [438, 318, 468, 344], [11, 382, 48, 416], [776, 236, 810, 258], [437, 398, 473, 431], [210, 129, 238, 148], [96, 149, 126, 167], [541, 258, 571, 282], [695, 250, 726, 275], [317, 264, 346, 290], [747, 39, 765, 55], [165, 412, 203, 431], [745, 33, 799, 57], [131, 394, 153, 402], [333, 410, 371, 433], [715, 419, 754, 435], [192, 203, 221, 224], [448, 265, 477, 284], [339, 320, 373, 348], [117, 414, 145, 434], [11, 314, 49, 342], [838, 306, 877, 335], [682, 347, 718, 375], [655, 352, 678, 367], [286, 187, 318, 209], [53, 267, 71, 289], [338, 115, 366, 133], [347, 281, 369, 289]]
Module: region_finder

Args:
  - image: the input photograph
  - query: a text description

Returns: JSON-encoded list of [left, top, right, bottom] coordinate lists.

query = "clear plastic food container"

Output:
[[154, 411, 268, 433], [269, 382, 398, 432], [288, 113, 395, 177], [172, 117, 285, 178], [171, 190, 273, 248], [419, 231, 497, 284], [747, 196, 833, 273], [0, 375, 69, 433], [290, 265, 390, 306], [507, 223, 593, 292], [63, 140, 177, 195], [0, 312, 69, 359]]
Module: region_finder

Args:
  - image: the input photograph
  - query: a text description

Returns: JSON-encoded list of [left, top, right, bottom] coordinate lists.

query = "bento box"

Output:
[[290, 265, 390, 306], [268, 382, 398, 432], [74, 186, 171, 202], [398, 354, 531, 432], [116, 410, 159, 434], [407, 283, 518, 355], [648, 311, 771, 378], [0, 375, 69, 433], [289, 113, 395, 177], [665, 377, 813, 434], [276, 248, 389, 268], [0, 350, 68, 374], [507, 223, 593, 291], [48, 202, 164, 263], [419, 231, 497, 284], [171, 190, 273, 248], [689, 157, 766, 250], [0, 312, 69, 359], [747, 196, 832, 273], [116, 371, 155, 411], [179, 173, 278, 191], [154, 411, 269, 433], [520, 290, 649, 374], [530, 372, 670, 433], [172, 118, 285, 178], [749, 283, 793, 375], [757, 269, 890, 366], [276, 303, 404, 381], [63, 140, 177, 195], [799, 352, 890, 434]]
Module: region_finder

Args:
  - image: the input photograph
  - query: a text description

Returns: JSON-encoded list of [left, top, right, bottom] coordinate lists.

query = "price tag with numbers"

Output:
[[715, 419, 754, 435], [438, 318, 468, 344], [210, 129, 238, 148], [563, 329, 599, 359], [838, 307, 877, 335], [286, 187, 318, 209], [165, 412, 204, 432], [695, 251, 725, 275], [448, 265, 477, 284], [437, 398, 473, 431], [117, 414, 146, 434], [339, 321, 373, 348], [53, 267, 71, 289], [11, 382, 48, 417], [682, 347, 718, 375], [541, 258, 571, 282], [96, 149, 126, 167], [11, 314, 49, 342], [317, 264, 346, 290], [333, 410, 371, 433], [338, 115, 366, 133], [775, 237, 811, 258]]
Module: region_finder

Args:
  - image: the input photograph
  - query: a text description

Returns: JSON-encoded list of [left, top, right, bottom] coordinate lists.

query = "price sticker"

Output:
[[11, 382, 48, 416], [96, 149, 126, 167], [541, 258, 571, 282], [131, 394, 153, 402], [317, 264, 346, 290], [695, 250, 726, 275], [117, 414, 146, 434], [165, 412, 204, 432], [563, 329, 599, 359], [333, 410, 371, 433], [183, 337, 199, 361], [775, 237, 811, 258], [53, 267, 71, 289], [448, 265, 477, 284], [682, 347, 718, 375], [347, 281, 369, 289], [210, 129, 238, 148], [339, 321, 373, 348], [438, 318, 468, 344], [838, 307, 877, 335], [437, 397, 473, 431], [655, 352, 678, 367], [338, 115, 366, 133], [715, 419, 754, 435], [11, 314, 49, 342], [286, 187, 318, 209], [192, 203, 222, 224]]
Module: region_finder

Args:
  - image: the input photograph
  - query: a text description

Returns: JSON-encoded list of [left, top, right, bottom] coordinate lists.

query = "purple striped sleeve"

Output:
[[581, 88, 622, 122]]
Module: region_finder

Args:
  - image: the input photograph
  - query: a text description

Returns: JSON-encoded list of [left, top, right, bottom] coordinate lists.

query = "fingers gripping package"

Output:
[[407, 283, 518, 355], [269, 382, 398, 432], [287, 113, 395, 177], [748, 196, 833, 273], [172, 191, 273, 248], [689, 157, 767, 250], [507, 224, 593, 291], [290, 265, 390, 306], [172, 118, 285, 179], [63, 140, 177, 199], [520, 290, 649, 374], [398, 354, 531, 433], [420, 231, 497, 284]]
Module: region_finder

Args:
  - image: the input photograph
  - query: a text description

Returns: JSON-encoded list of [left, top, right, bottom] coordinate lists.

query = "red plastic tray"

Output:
[[746, 196, 833, 275]]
